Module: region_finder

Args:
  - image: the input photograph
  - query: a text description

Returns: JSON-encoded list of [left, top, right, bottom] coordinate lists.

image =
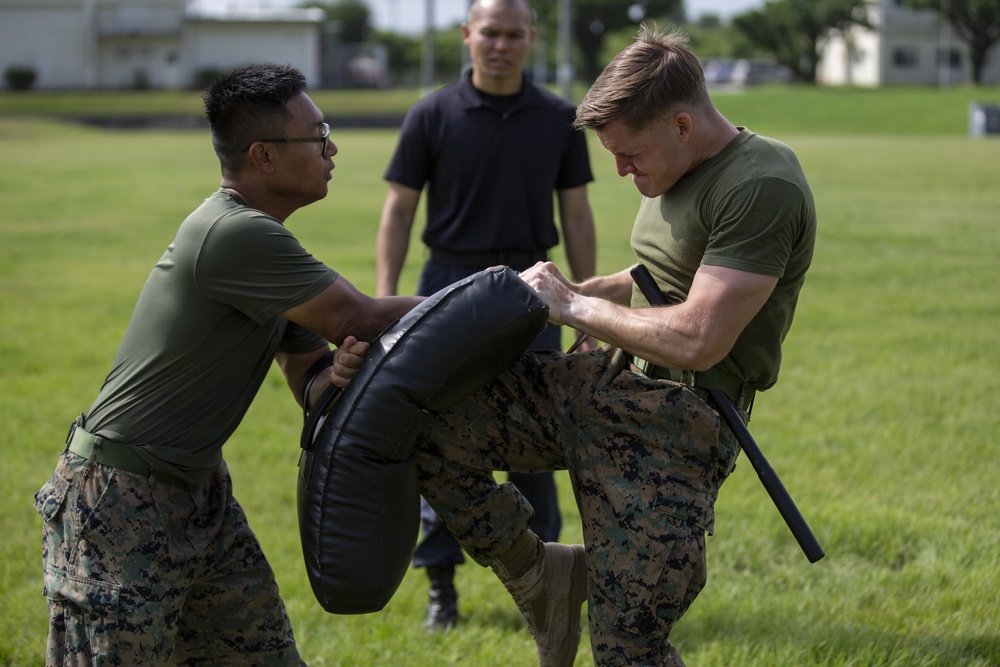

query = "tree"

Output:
[[547, 0, 684, 82], [300, 0, 372, 43], [732, 0, 871, 83], [905, 0, 1000, 84], [685, 17, 763, 59]]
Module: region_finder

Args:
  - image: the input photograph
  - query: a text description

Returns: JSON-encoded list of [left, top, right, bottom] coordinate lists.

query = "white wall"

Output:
[[0, 0, 322, 90], [0, 3, 95, 89], [817, 0, 999, 86], [182, 18, 321, 89]]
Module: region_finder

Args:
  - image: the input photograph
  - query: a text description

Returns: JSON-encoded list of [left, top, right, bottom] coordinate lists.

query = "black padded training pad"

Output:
[[297, 267, 549, 614]]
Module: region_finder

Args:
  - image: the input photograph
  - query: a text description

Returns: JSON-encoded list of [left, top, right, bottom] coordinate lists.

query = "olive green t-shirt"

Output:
[[84, 190, 337, 479], [630, 129, 816, 390]]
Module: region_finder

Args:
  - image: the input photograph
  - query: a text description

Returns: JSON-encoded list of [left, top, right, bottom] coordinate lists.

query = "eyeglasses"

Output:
[[240, 122, 330, 154]]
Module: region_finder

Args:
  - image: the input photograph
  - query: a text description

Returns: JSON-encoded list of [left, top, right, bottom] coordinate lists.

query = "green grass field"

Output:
[[1, 84, 999, 666]]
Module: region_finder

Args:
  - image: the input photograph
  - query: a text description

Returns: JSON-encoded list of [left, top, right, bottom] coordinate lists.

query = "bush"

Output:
[[4, 65, 37, 91], [192, 67, 229, 91]]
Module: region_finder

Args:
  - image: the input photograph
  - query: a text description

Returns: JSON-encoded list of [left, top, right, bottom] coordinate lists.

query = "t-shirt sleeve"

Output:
[[196, 212, 338, 323], [279, 319, 330, 354], [383, 106, 431, 190], [555, 123, 594, 191], [701, 177, 809, 278]]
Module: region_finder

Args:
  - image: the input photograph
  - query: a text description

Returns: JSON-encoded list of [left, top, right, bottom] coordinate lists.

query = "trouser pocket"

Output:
[[614, 508, 707, 639], [44, 566, 122, 666]]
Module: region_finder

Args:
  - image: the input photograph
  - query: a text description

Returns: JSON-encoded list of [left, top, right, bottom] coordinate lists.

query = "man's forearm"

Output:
[[276, 346, 333, 409]]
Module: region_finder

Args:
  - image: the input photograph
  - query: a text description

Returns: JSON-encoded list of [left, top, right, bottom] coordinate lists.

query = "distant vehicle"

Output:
[[702, 58, 795, 86], [703, 59, 735, 85], [732, 59, 796, 85], [345, 56, 388, 89]]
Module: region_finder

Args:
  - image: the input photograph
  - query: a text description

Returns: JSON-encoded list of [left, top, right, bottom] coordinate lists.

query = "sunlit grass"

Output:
[[2, 84, 999, 665]]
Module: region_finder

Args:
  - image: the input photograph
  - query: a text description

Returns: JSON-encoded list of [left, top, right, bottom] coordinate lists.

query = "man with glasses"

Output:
[[33, 63, 419, 665], [240, 122, 331, 153]]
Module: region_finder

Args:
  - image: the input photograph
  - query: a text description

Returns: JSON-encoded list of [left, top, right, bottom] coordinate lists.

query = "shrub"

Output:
[[4, 64, 37, 91], [192, 67, 229, 91]]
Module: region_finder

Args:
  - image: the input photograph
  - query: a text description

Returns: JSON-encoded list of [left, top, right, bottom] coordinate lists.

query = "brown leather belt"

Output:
[[633, 356, 756, 413]]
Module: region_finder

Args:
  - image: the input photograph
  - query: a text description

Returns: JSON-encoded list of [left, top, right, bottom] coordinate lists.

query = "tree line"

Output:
[[305, 0, 1000, 85]]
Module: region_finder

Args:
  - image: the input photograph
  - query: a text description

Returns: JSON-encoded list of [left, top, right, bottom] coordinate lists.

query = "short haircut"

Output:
[[202, 63, 307, 173], [574, 24, 709, 132], [468, 0, 534, 23]]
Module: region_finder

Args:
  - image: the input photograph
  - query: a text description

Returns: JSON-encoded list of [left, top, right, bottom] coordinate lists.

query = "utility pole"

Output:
[[421, 0, 436, 94], [938, 0, 951, 89], [557, 0, 572, 100]]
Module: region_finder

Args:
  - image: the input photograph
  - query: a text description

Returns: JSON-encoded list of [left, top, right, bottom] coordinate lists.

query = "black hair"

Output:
[[202, 63, 307, 173]]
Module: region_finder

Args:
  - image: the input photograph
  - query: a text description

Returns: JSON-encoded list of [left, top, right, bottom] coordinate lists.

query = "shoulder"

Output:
[[523, 80, 577, 118], [528, 80, 574, 108], [408, 79, 467, 115], [736, 131, 799, 166], [188, 193, 290, 255], [398, 80, 470, 136]]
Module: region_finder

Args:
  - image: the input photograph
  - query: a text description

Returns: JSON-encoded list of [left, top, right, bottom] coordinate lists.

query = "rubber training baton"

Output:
[[630, 263, 825, 563]]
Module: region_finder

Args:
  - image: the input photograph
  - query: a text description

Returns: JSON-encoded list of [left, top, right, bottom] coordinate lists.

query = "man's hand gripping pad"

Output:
[[297, 267, 549, 614]]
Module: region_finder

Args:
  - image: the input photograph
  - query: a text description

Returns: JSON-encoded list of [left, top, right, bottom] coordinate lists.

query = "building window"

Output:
[[893, 47, 918, 68], [938, 48, 962, 69]]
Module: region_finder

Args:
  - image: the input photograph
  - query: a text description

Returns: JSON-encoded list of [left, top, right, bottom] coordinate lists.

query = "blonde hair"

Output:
[[575, 24, 709, 131]]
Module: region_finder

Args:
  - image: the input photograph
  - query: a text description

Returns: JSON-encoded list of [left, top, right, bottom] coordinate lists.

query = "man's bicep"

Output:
[[282, 278, 369, 347], [384, 182, 422, 218], [689, 265, 777, 342]]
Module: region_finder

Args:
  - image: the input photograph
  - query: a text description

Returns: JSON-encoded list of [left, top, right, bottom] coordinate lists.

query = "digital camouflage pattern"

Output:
[[416, 346, 741, 666], [34, 451, 304, 666]]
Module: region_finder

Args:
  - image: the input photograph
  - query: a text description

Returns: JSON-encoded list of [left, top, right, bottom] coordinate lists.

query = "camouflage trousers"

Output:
[[33, 450, 304, 666], [415, 347, 741, 666]]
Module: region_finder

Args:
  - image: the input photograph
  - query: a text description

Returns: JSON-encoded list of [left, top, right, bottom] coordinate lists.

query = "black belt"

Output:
[[633, 356, 756, 413], [65, 423, 212, 487], [428, 247, 548, 269]]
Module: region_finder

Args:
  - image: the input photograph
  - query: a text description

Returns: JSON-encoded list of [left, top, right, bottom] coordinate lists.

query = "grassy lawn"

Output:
[[1, 83, 999, 665], [2, 83, 999, 135]]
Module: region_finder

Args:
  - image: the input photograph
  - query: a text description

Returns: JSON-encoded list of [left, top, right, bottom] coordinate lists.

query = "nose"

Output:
[[326, 139, 338, 157], [615, 156, 634, 178]]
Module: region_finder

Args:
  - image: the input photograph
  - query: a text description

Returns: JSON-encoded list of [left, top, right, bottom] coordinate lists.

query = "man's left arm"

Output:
[[276, 346, 330, 410], [276, 337, 371, 410], [521, 262, 777, 371]]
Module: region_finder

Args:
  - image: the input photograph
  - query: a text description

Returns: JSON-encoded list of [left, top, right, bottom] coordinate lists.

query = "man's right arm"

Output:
[[281, 275, 423, 348], [375, 182, 422, 297]]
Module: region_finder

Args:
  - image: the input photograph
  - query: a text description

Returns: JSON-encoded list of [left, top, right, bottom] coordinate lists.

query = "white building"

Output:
[[818, 0, 1000, 86], [0, 0, 324, 90]]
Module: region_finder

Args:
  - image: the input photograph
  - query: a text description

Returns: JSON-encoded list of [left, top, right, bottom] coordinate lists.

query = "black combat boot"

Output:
[[422, 564, 458, 632]]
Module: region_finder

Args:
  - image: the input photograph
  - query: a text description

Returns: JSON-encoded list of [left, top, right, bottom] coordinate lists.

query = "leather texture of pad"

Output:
[[298, 267, 549, 614]]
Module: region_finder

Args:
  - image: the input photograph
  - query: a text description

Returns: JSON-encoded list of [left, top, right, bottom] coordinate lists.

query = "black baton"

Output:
[[630, 264, 825, 563]]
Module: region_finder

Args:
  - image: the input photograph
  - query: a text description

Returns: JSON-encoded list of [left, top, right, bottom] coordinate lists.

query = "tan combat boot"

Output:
[[492, 540, 588, 667]]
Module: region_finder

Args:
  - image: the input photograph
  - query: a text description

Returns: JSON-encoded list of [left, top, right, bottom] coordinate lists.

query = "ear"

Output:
[[245, 142, 277, 175], [674, 112, 693, 142]]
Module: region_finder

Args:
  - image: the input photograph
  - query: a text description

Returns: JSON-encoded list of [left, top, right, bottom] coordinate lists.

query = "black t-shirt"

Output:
[[383, 71, 593, 253]]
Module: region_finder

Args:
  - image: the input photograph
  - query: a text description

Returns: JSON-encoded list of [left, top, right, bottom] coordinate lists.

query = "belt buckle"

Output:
[[65, 421, 79, 447], [66, 413, 87, 447]]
